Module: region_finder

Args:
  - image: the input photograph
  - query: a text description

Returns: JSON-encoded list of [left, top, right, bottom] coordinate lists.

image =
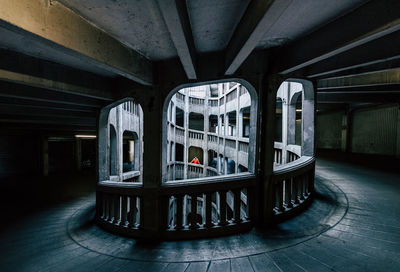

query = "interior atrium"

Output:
[[0, 0, 399, 271]]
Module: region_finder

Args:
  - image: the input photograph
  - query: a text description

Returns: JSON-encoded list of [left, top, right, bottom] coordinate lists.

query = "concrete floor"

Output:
[[0, 157, 399, 271]]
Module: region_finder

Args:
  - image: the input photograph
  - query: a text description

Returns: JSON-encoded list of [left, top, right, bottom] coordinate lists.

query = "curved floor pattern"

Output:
[[1, 158, 399, 271]]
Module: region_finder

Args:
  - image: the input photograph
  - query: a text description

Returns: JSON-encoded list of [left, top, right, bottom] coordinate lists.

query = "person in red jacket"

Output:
[[190, 156, 201, 164]]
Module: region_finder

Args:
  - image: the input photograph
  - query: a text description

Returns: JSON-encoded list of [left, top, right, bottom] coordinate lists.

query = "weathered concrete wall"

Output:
[[351, 104, 398, 156], [316, 111, 343, 150]]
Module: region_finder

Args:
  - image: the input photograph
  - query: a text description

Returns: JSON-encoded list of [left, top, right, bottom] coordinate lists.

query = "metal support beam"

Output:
[[278, 0, 400, 75], [158, 0, 197, 79], [225, 0, 291, 75], [0, 0, 153, 85]]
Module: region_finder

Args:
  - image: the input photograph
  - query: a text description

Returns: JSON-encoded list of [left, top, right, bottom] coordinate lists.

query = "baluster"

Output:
[[138, 196, 143, 227], [113, 194, 120, 224], [308, 168, 315, 193], [285, 178, 293, 208], [233, 189, 242, 223], [278, 180, 284, 212], [96, 191, 102, 218], [189, 193, 199, 229], [101, 194, 106, 219], [105, 194, 111, 220], [299, 174, 305, 200], [205, 192, 213, 228], [128, 196, 137, 228], [120, 195, 127, 227], [175, 195, 184, 230], [219, 190, 228, 226], [304, 173, 309, 195], [109, 194, 115, 223], [293, 176, 299, 204]]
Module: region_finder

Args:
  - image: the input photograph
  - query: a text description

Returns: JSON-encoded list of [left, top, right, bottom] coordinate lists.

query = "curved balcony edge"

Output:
[[95, 158, 315, 240]]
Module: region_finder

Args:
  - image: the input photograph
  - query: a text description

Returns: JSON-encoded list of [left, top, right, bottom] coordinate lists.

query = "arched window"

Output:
[[109, 124, 117, 176], [274, 80, 314, 165], [162, 80, 258, 182], [98, 99, 143, 182]]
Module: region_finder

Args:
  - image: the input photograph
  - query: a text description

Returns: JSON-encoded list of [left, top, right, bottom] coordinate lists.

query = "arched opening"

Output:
[[175, 107, 184, 127], [208, 149, 218, 168], [162, 80, 258, 182], [188, 146, 203, 165], [292, 94, 302, 146], [274, 80, 314, 165], [275, 98, 283, 142], [122, 131, 138, 173], [209, 115, 218, 133], [98, 99, 143, 183], [189, 112, 204, 131], [109, 124, 117, 176], [227, 111, 237, 136], [175, 143, 184, 162], [241, 107, 250, 138]]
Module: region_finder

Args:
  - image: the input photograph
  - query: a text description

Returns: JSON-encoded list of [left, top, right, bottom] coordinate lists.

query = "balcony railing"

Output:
[[162, 173, 256, 239], [272, 156, 315, 222], [96, 144, 314, 240]]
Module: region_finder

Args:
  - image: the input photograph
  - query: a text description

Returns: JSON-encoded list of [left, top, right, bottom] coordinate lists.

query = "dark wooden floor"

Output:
[[0, 157, 399, 271]]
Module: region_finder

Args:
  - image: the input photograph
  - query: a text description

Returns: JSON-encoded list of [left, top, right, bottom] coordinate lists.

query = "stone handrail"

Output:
[[96, 156, 314, 240], [161, 173, 256, 239], [272, 156, 315, 222]]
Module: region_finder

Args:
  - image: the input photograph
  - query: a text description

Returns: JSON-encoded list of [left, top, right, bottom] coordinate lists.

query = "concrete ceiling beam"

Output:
[[158, 0, 197, 79], [0, 103, 97, 118], [305, 32, 400, 79], [317, 92, 400, 103], [0, 69, 114, 101], [0, 115, 96, 127], [0, 0, 153, 85], [317, 68, 400, 89], [0, 81, 104, 108], [224, 0, 292, 75], [278, 0, 400, 75]]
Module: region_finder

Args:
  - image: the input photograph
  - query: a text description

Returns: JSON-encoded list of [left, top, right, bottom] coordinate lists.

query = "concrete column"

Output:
[[141, 90, 163, 237], [301, 81, 315, 157], [98, 109, 110, 182], [117, 106, 123, 180], [259, 75, 284, 225], [184, 90, 189, 178], [238, 110, 243, 138], [281, 82, 290, 164]]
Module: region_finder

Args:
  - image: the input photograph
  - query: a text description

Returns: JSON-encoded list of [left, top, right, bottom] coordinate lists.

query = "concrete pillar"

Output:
[[98, 109, 110, 182], [301, 81, 315, 157], [281, 82, 290, 164], [141, 90, 163, 237], [184, 90, 189, 178], [117, 106, 123, 180], [259, 75, 284, 225]]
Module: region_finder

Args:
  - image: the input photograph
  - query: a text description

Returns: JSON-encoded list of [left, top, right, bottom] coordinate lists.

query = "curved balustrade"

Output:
[[96, 181, 143, 236], [96, 149, 314, 240], [274, 142, 301, 165], [272, 156, 315, 222], [161, 173, 256, 239]]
